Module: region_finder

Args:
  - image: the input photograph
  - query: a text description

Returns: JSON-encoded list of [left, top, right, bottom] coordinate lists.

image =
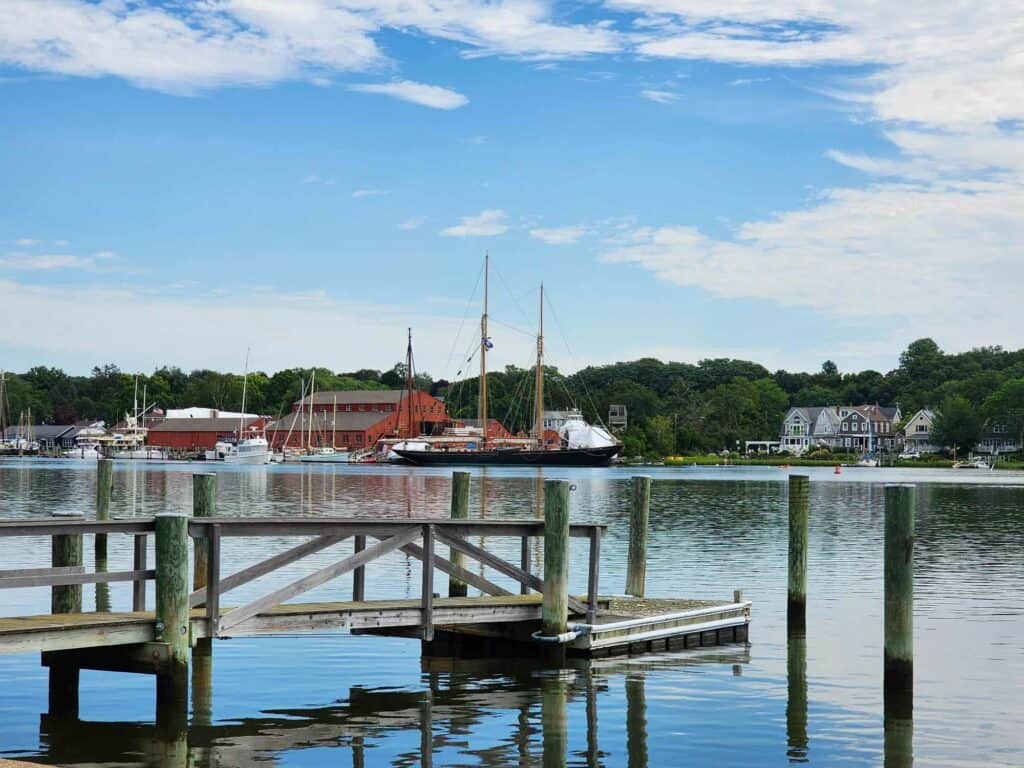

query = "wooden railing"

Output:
[[188, 517, 605, 640]]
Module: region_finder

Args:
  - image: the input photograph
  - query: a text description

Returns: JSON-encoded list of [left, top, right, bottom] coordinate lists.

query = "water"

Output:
[[1, 460, 1023, 766]]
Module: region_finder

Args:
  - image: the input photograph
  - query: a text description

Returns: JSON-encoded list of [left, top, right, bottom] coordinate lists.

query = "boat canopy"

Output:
[[559, 417, 618, 450]]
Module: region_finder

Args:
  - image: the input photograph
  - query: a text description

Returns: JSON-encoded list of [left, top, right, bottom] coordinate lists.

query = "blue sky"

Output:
[[1, 1, 1022, 379]]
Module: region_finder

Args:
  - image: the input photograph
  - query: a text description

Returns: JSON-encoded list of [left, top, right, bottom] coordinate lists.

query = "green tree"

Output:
[[645, 415, 675, 458], [932, 395, 983, 454], [982, 378, 1024, 447]]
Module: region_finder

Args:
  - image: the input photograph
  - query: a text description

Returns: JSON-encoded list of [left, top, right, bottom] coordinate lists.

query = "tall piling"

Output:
[[541, 479, 570, 638], [155, 511, 190, 726], [49, 512, 84, 718], [94, 458, 113, 612], [787, 474, 810, 632], [192, 473, 217, 592], [448, 471, 470, 598], [884, 484, 915, 700], [626, 476, 651, 597]]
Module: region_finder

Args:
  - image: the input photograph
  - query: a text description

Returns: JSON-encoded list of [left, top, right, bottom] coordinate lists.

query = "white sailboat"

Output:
[[224, 350, 271, 465], [299, 377, 351, 463]]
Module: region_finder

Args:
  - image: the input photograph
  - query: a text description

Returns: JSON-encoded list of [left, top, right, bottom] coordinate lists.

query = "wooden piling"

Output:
[[448, 471, 470, 598], [626, 475, 651, 597], [94, 458, 113, 562], [541, 479, 570, 637], [192, 473, 217, 592], [787, 474, 810, 632], [155, 513, 191, 670], [49, 512, 83, 718], [884, 484, 914, 696]]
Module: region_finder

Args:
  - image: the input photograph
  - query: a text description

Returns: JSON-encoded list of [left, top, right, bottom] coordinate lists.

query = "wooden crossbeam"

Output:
[[434, 529, 589, 615], [217, 527, 420, 634], [0, 569, 154, 590], [0, 566, 83, 579], [190, 535, 347, 608], [388, 539, 511, 597]]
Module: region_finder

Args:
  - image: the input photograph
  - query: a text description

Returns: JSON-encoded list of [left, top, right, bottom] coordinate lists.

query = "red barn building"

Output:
[[267, 390, 448, 451], [147, 417, 264, 452]]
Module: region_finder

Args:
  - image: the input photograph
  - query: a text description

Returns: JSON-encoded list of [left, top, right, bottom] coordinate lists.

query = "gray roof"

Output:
[[149, 417, 259, 433], [267, 411, 391, 433], [296, 390, 405, 407], [3, 425, 76, 440]]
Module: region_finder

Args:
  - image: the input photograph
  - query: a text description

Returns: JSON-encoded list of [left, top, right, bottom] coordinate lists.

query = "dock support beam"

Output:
[[626, 476, 651, 598], [884, 485, 914, 702], [49, 512, 83, 719], [448, 471, 470, 598], [787, 475, 809, 633], [95, 458, 113, 613], [155, 512, 190, 725], [542, 479, 570, 640], [192, 473, 216, 592]]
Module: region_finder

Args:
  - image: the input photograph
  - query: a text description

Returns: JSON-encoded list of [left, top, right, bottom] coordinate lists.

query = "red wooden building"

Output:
[[147, 417, 264, 452], [267, 390, 448, 451]]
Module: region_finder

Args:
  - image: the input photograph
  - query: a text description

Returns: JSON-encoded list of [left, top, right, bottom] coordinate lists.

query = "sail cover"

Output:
[[559, 418, 619, 450]]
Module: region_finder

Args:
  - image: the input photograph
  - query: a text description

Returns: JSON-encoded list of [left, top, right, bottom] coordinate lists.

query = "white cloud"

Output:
[[0, 250, 114, 271], [530, 225, 586, 245], [640, 89, 679, 104], [54, 239, 69, 246], [728, 77, 769, 86], [399, 216, 427, 230], [441, 209, 508, 237], [301, 174, 336, 185], [349, 79, 468, 109], [0, 279, 538, 378], [15, 238, 37, 246], [352, 188, 387, 198]]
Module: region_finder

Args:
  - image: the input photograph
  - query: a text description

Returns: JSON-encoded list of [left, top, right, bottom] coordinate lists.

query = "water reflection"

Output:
[[786, 630, 808, 763], [35, 650, 751, 768]]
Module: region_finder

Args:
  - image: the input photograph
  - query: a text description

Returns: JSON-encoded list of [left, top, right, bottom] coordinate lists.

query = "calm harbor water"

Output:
[[1, 460, 1023, 767]]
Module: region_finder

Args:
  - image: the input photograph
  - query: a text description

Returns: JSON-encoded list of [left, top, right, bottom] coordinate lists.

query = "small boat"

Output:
[[298, 447, 351, 464], [953, 456, 992, 470], [220, 351, 272, 465]]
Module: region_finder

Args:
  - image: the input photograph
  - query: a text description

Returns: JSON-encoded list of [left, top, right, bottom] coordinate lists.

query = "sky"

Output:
[[1, 0, 1022, 381]]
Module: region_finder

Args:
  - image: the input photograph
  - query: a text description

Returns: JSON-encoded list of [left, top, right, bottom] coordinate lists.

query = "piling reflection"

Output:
[[884, 687, 913, 768], [786, 629, 809, 763], [37, 648, 750, 768]]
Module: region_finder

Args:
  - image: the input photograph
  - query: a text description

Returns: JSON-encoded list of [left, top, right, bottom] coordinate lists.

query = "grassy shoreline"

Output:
[[648, 455, 1024, 470]]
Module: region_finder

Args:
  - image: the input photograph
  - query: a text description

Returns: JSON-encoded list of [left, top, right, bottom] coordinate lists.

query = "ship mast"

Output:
[[307, 370, 316, 451], [479, 253, 489, 447], [405, 327, 415, 439], [239, 349, 250, 440], [535, 283, 544, 449]]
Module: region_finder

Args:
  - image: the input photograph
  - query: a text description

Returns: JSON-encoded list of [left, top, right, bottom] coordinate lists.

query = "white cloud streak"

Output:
[[530, 225, 586, 244], [441, 209, 508, 237], [0, 250, 113, 271], [639, 89, 679, 103], [352, 188, 388, 197], [349, 79, 468, 109]]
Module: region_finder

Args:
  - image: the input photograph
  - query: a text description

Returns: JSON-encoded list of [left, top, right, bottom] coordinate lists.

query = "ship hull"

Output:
[[392, 445, 620, 467]]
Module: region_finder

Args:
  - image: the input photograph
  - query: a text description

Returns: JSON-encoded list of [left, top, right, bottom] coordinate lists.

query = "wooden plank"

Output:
[[206, 524, 221, 636], [421, 524, 434, 641], [218, 527, 421, 633], [0, 614, 156, 654], [42, 642, 171, 675], [186, 518, 604, 539], [0, 569, 154, 589], [0, 566, 83, 579], [0, 520, 154, 536], [587, 527, 601, 623], [189, 535, 346, 607]]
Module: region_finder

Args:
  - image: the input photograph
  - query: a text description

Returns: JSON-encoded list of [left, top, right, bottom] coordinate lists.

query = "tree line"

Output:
[[4, 338, 1024, 457]]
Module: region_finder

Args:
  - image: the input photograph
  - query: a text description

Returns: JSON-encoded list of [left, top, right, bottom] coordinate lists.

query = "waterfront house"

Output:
[[3, 424, 77, 450], [780, 405, 901, 454], [902, 409, 938, 453], [148, 416, 264, 453], [975, 421, 1022, 455]]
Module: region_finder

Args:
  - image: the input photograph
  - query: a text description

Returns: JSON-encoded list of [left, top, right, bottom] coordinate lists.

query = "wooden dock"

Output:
[[0, 474, 751, 725]]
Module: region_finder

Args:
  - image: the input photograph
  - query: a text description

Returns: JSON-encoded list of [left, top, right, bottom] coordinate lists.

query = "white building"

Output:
[[165, 407, 259, 420], [903, 409, 938, 453]]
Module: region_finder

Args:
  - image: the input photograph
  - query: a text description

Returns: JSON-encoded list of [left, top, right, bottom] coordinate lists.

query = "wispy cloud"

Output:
[[441, 209, 508, 237], [349, 80, 468, 110], [0, 250, 115, 271], [530, 225, 586, 245], [352, 188, 387, 198], [640, 89, 679, 104], [399, 216, 427, 230], [301, 174, 336, 186], [15, 237, 37, 246], [728, 77, 769, 87]]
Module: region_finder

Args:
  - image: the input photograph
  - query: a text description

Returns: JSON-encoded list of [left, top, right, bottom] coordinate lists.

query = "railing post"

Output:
[[205, 524, 221, 637], [49, 511, 83, 719], [884, 485, 915, 698], [788, 474, 810, 633], [587, 528, 601, 623], [520, 536, 530, 596], [626, 475, 651, 597], [542, 479, 570, 637], [95, 458, 113, 563], [192, 473, 217, 592], [155, 513, 191, 674], [448, 471, 470, 597], [353, 536, 366, 601], [421, 524, 435, 642], [133, 533, 148, 611]]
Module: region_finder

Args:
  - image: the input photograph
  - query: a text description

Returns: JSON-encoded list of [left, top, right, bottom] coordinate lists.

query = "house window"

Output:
[[844, 437, 851, 447]]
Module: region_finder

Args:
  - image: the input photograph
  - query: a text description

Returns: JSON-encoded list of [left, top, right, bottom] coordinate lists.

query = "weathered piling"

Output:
[[626, 475, 651, 598], [448, 471, 470, 598], [49, 512, 83, 718], [884, 484, 915, 697], [192, 473, 217, 592], [94, 458, 113, 561], [155, 513, 191, 669], [787, 474, 810, 632], [541, 479, 570, 638]]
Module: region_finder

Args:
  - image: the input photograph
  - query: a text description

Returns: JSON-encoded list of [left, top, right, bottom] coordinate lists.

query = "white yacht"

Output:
[[221, 351, 272, 465]]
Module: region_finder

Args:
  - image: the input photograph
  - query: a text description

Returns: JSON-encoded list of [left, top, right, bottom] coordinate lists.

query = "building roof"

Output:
[[267, 411, 391, 433], [148, 417, 260, 433], [4, 425, 77, 440], [296, 390, 408, 407]]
